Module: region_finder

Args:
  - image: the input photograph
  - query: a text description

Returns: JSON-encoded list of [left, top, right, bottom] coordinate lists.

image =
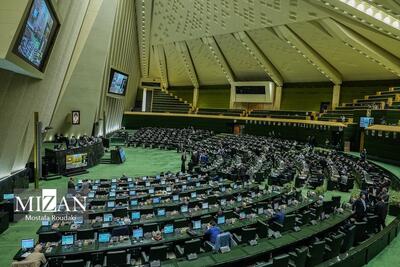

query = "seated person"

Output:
[[13, 244, 46, 267], [272, 207, 285, 224], [204, 220, 221, 245]]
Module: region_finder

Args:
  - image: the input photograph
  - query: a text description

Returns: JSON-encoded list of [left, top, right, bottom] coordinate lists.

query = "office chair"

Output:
[[288, 246, 308, 267], [341, 225, 356, 252], [62, 259, 90, 267], [233, 227, 257, 245], [141, 245, 168, 263], [47, 256, 66, 267], [366, 214, 378, 234], [306, 240, 326, 267], [113, 208, 128, 218], [111, 226, 130, 236], [175, 238, 201, 258], [354, 221, 367, 244], [297, 210, 311, 226], [76, 229, 95, 240], [331, 196, 341, 209], [272, 253, 290, 267], [257, 220, 269, 238], [39, 231, 61, 243], [325, 232, 345, 260], [104, 250, 130, 267], [205, 232, 236, 253], [270, 214, 296, 232]]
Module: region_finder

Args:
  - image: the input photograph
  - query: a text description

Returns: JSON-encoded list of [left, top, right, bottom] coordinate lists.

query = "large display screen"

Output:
[[360, 117, 374, 128], [66, 153, 88, 170], [14, 0, 59, 71], [108, 69, 128, 96]]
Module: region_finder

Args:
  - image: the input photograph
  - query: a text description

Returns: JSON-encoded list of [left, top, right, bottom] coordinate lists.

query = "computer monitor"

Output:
[[153, 197, 160, 204], [109, 191, 116, 198], [220, 199, 226, 206], [129, 190, 136, 196], [146, 182, 151, 187], [251, 192, 256, 198], [196, 182, 200, 187], [166, 186, 172, 192], [220, 187, 226, 192], [161, 180, 166, 185], [202, 202, 209, 209], [182, 185, 187, 190], [74, 216, 83, 224], [21, 239, 34, 250], [239, 212, 246, 219], [41, 220, 51, 226], [237, 195, 242, 202], [107, 201, 115, 208], [148, 188, 155, 194], [92, 185, 98, 190], [132, 228, 143, 239], [143, 176, 147, 180], [98, 232, 110, 243], [217, 216, 225, 225], [130, 199, 138, 206], [111, 185, 116, 190], [172, 195, 179, 202], [156, 175, 161, 180], [131, 211, 141, 220], [192, 220, 201, 230], [88, 192, 95, 198], [180, 205, 188, 213], [112, 179, 117, 183], [157, 208, 166, 216], [129, 183, 134, 188], [257, 207, 264, 215], [128, 178, 133, 182], [191, 192, 197, 199], [61, 235, 74, 246], [103, 213, 113, 222], [164, 224, 174, 234]]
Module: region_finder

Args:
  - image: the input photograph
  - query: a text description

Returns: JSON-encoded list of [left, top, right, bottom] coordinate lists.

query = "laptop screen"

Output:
[[131, 211, 141, 220], [103, 213, 113, 222], [98, 233, 110, 243], [217, 216, 225, 225], [133, 228, 143, 239], [21, 239, 34, 250], [164, 224, 174, 234], [61, 235, 74, 246], [192, 220, 201, 230]]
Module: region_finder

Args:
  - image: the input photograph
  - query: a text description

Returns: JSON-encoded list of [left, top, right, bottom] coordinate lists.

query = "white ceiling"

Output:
[[136, 0, 400, 87]]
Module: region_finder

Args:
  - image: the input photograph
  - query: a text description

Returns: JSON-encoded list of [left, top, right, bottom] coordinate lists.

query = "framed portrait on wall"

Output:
[[72, 111, 80, 125]]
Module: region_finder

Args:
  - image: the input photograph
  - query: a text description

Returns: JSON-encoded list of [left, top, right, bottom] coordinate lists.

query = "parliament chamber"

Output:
[[1, 0, 400, 267]]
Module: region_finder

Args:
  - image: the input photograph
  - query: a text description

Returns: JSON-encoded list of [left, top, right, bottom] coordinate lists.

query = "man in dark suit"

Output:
[[374, 197, 388, 231], [353, 192, 367, 221]]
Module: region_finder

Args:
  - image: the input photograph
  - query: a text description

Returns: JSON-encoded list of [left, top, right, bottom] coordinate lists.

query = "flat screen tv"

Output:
[[66, 153, 88, 170], [13, 0, 59, 71], [360, 117, 374, 128], [108, 69, 128, 96]]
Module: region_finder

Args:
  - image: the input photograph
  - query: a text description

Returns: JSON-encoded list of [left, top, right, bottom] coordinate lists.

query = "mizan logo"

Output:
[[15, 189, 86, 212]]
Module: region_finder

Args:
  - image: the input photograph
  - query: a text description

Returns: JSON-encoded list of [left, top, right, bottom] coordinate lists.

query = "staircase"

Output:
[[319, 86, 400, 122], [151, 90, 192, 113]]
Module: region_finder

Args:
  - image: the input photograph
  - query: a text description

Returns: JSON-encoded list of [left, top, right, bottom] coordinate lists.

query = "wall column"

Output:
[[142, 88, 147, 112], [193, 87, 199, 109], [332, 84, 341, 110], [230, 85, 235, 109], [274, 86, 282, 110]]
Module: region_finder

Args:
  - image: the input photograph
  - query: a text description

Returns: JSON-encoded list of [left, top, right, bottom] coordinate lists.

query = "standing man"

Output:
[[353, 192, 367, 221], [374, 197, 388, 231], [181, 151, 187, 173]]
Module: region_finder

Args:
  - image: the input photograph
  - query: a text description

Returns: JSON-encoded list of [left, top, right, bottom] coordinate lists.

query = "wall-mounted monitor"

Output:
[[13, 0, 60, 72], [108, 68, 128, 96], [360, 117, 374, 128], [66, 153, 88, 170]]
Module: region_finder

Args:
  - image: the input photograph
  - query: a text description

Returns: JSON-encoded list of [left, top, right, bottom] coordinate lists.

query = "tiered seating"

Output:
[[151, 90, 191, 113], [319, 110, 354, 122], [249, 110, 314, 120], [196, 108, 245, 116]]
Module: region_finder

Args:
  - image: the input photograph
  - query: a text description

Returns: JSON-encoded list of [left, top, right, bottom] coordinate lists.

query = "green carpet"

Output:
[[1, 148, 399, 266], [0, 147, 181, 267]]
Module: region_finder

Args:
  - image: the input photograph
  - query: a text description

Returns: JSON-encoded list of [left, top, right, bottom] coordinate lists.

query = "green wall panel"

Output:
[[198, 87, 230, 109], [169, 87, 194, 103], [281, 85, 332, 111]]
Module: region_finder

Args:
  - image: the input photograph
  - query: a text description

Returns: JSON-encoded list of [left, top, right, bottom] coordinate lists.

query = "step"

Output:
[[367, 94, 400, 100]]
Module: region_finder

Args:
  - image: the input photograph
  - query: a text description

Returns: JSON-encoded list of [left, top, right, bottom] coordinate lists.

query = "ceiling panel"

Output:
[[248, 27, 328, 82], [214, 34, 268, 81], [289, 21, 398, 81], [164, 43, 192, 86], [186, 39, 229, 86]]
